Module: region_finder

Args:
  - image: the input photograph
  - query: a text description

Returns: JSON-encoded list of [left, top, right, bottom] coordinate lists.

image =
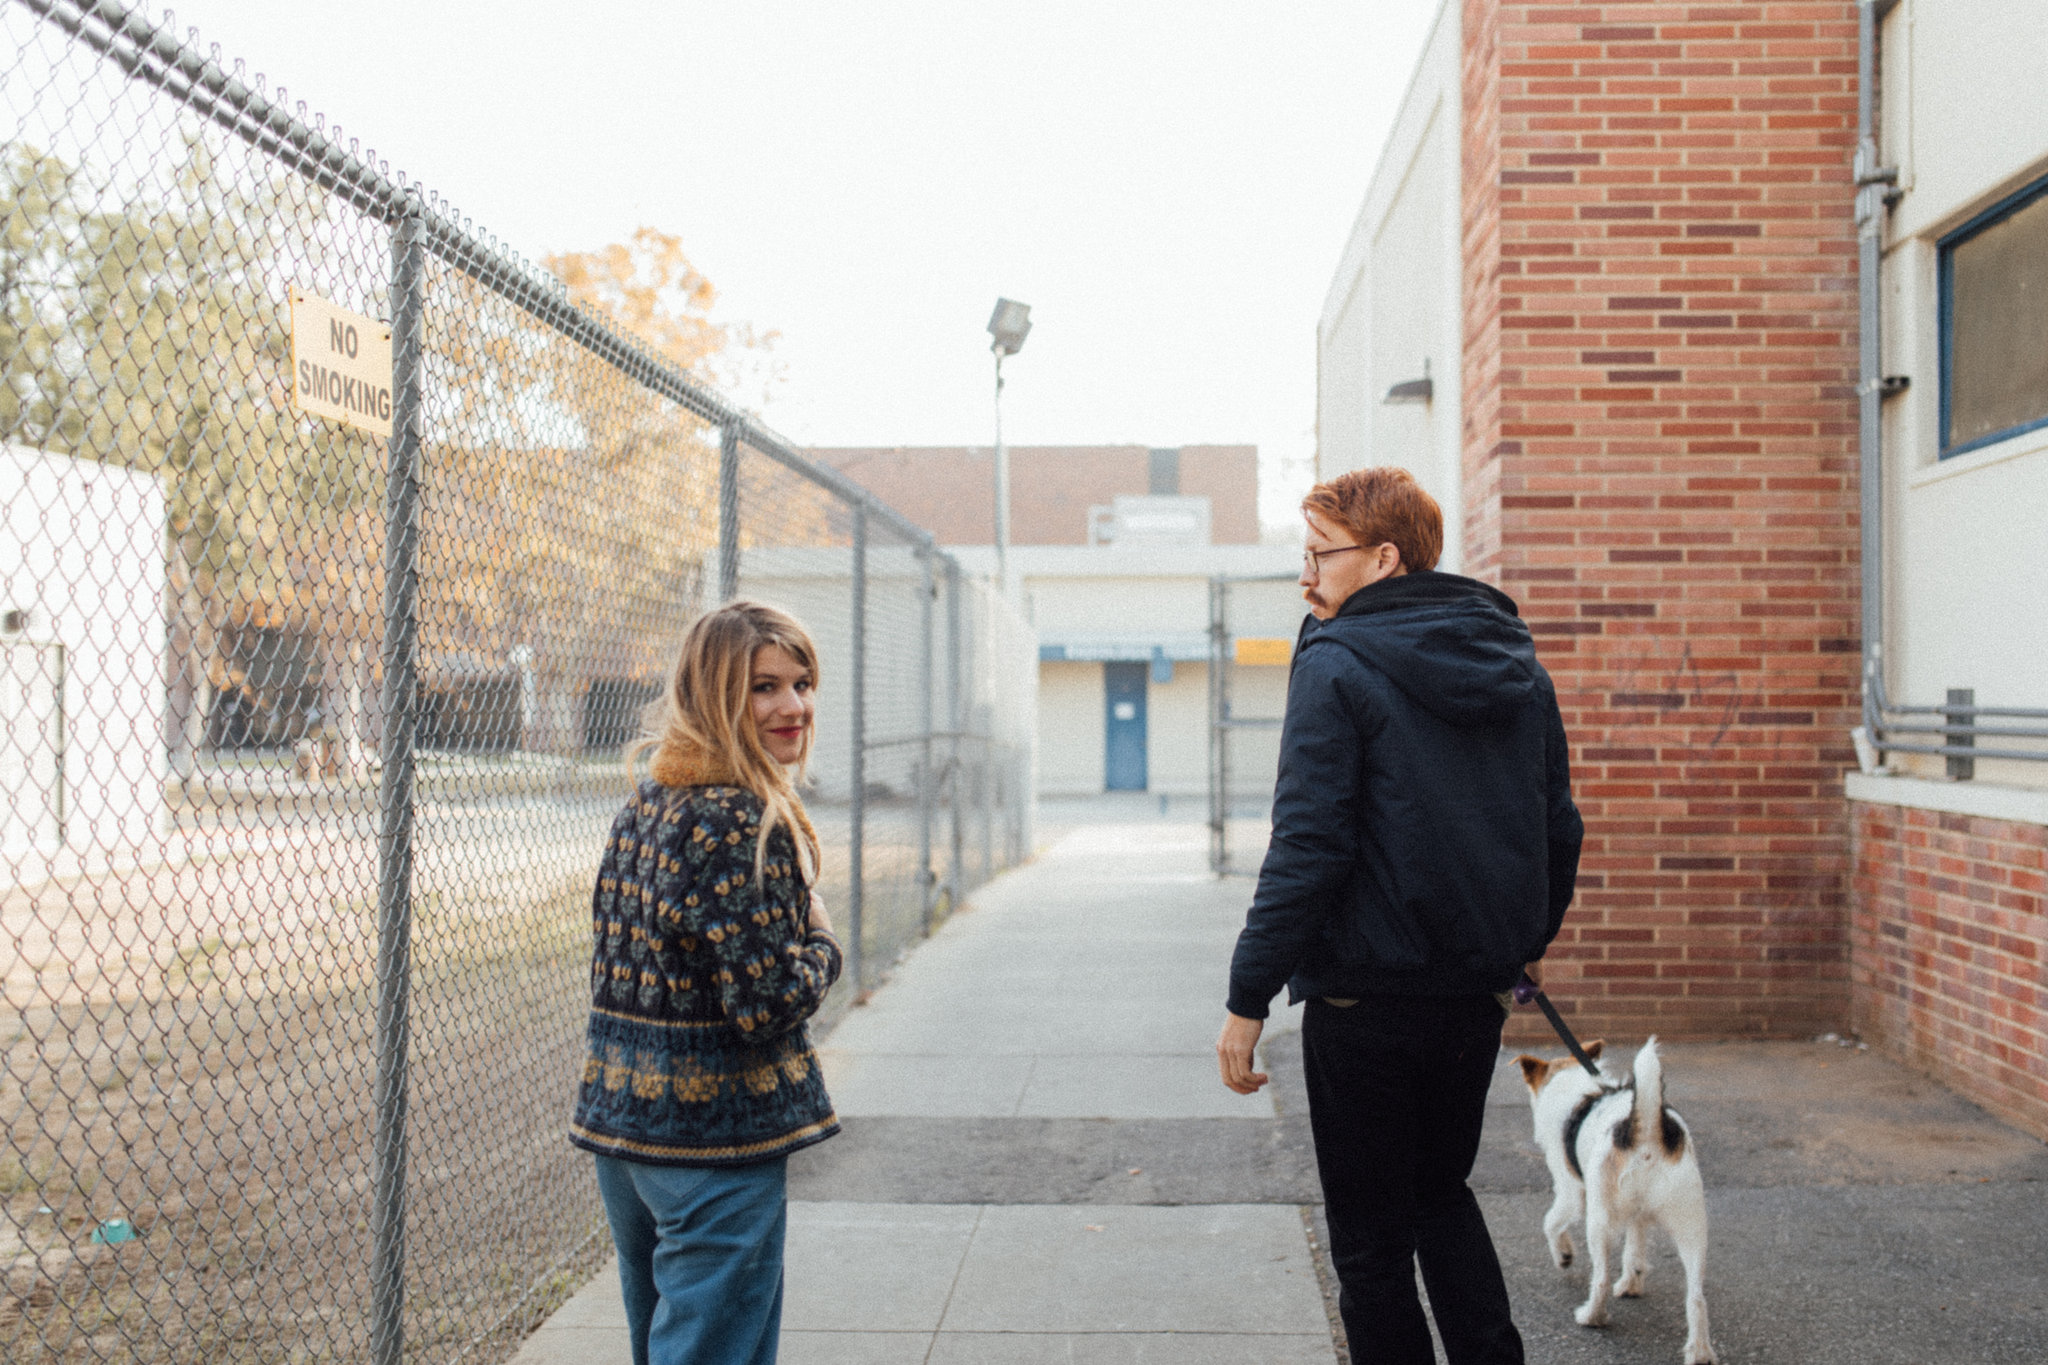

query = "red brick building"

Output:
[[808, 445, 1262, 547], [1319, 1, 2048, 1137]]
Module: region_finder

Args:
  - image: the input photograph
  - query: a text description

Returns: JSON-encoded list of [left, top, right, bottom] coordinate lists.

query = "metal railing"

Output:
[[0, 3, 1035, 1362], [1862, 668, 2048, 776]]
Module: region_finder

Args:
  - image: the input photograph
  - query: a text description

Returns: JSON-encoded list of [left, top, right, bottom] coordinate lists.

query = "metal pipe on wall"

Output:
[[1855, 0, 1900, 750]]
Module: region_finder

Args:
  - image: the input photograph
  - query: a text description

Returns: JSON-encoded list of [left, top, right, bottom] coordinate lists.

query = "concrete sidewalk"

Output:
[[515, 809, 2048, 1364], [516, 810, 1334, 1364]]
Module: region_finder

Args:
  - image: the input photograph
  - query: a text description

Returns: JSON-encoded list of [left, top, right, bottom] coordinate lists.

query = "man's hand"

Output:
[[808, 892, 834, 936], [1216, 1012, 1269, 1094]]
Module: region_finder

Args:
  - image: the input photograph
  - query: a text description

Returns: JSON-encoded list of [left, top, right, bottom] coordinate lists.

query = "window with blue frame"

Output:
[[1939, 174, 2048, 458]]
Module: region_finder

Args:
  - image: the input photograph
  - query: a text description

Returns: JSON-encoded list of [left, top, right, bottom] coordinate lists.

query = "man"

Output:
[[1218, 467, 1582, 1365]]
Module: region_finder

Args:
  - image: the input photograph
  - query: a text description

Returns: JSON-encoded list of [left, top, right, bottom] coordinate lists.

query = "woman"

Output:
[[569, 601, 842, 1365]]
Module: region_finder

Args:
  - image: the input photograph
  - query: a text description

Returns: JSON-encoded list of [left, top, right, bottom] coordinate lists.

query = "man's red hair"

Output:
[[1302, 467, 1443, 573]]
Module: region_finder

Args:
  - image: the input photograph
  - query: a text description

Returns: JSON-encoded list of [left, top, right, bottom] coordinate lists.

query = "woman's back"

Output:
[[571, 779, 841, 1166]]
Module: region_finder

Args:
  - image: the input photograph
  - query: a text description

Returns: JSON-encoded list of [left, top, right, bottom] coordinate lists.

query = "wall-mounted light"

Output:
[[1384, 358, 1433, 405]]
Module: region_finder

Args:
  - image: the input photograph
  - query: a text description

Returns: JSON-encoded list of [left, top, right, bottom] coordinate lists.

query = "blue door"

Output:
[[1104, 661, 1148, 791]]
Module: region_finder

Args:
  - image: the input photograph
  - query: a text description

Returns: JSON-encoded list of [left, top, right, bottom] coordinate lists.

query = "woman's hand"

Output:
[[808, 891, 834, 936]]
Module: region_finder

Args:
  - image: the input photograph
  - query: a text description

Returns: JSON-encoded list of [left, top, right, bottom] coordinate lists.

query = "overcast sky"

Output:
[[158, 0, 1439, 532]]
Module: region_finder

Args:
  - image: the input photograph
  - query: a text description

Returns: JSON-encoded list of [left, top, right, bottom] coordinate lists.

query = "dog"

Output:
[[1513, 1037, 1715, 1364]]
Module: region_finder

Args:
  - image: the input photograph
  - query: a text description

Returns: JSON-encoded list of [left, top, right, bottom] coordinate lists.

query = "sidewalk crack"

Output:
[[924, 1204, 987, 1364], [1010, 1055, 1040, 1118]]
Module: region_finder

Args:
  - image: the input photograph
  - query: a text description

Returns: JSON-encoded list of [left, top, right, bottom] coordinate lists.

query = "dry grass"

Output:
[[1, 782, 948, 1363], [2, 807, 607, 1364]]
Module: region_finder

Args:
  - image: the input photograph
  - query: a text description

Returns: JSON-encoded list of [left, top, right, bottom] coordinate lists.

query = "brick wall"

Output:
[[1851, 802, 2048, 1140], [1466, 2, 1864, 1042], [1460, 0, 1507, 582]]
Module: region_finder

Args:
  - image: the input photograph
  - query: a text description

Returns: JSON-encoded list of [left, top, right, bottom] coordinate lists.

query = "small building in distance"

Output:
[[812, 444, 1304, 800], [2, 445, 166, 863]]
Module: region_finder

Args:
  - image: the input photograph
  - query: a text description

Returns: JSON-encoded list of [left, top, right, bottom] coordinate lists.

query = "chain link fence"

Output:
[[0, 2, 1034, 1360]]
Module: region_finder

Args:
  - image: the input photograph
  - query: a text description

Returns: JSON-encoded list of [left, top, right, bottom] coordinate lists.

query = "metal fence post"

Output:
[[1208, 576, 1224, 875], [848, 502, 867, 990], [946, 560, 965, 908], [919, 547, 936, 930], [718, 425, 741, 602], [369, 198, 426, 1365]]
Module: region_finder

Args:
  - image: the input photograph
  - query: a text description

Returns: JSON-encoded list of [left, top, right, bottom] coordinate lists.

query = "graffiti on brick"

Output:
[[1605, 642, 1754, 753]]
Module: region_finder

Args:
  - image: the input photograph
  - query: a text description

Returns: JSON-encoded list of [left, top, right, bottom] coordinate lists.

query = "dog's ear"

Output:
[[1515, 1054, 1548, 1090], [1583, 1038, 1605, 1060]]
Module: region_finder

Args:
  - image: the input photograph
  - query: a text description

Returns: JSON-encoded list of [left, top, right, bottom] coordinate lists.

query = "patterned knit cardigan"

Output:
[[569, 778, 842, 1166]]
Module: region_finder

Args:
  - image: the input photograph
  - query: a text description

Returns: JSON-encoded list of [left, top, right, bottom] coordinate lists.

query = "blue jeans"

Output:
[[593, 1153, 788, 1365]]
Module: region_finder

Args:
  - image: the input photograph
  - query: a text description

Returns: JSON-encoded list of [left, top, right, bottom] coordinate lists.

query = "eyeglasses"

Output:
[[1301, 544, 1366, 575]]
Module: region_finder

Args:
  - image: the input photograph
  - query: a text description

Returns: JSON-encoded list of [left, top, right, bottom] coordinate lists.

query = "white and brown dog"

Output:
[[1514, 1038, 1715, 1364]]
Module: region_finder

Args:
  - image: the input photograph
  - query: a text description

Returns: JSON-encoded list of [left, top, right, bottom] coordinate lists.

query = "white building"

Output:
[[813, 445, 1308, 799], [1871, 0, 2048, 789], [1315, 0, 1466, 568], [1, 445, 166, 858], [948, 543, 1302, 798]]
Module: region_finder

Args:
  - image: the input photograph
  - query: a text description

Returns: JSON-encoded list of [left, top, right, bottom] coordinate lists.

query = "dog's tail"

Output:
[[1632, 1036, 1665, 1141]]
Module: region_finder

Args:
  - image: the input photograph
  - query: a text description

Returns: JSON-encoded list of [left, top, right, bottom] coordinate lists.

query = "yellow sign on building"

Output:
[[1234, 637, 1293, 666], [289, 288, 393, 438]]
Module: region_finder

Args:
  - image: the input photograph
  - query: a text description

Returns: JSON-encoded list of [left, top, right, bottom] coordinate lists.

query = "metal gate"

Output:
[[1206, 573, 1301, 876]]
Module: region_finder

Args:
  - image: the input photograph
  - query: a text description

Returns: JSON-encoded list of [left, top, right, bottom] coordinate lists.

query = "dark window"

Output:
[[1148, 447, 1180, 495], [1940, 175, 2048, 457]]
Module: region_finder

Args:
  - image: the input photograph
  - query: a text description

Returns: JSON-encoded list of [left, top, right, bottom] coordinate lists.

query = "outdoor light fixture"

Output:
[[987, 298, 1032, 598], [988, 298, 1032, 357], [1384, 358, 1433, 405]]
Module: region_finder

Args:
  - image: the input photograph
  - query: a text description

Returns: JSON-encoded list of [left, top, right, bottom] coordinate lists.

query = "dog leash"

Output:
[[1513, 973, 1603, 1079]]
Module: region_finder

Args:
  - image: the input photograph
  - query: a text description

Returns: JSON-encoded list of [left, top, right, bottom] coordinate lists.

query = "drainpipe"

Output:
[[1854, 1, 1901, 757]]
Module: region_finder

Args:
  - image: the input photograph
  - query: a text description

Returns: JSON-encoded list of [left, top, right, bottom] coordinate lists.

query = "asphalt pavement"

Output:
[[514, 799, 2048, 1364]]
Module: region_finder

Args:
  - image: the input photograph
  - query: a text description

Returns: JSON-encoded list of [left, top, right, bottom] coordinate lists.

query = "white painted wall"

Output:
[[1876, 0, 2048, 786], [947, 543, 1304, 796], [1316, 0, 1465, 571], [1, 446, 166, 856], [1036, 661, 1105, 795], [1146, 661, 1212, 796]]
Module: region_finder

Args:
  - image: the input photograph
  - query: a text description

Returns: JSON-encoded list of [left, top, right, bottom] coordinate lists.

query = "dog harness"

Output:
[[1562, 1083, 1626, 1180]]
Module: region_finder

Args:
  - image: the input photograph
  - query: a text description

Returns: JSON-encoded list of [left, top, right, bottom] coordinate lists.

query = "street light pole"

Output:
[[993, 348, 1009, 590], [986, 298, 1031, 598]]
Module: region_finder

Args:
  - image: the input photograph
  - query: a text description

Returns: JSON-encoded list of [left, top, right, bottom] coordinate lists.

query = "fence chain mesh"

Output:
[[0, 2, 1035, 1360]]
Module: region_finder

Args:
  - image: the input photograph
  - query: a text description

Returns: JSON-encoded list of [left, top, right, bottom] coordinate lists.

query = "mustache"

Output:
[[1303, 589, 1326, 609]]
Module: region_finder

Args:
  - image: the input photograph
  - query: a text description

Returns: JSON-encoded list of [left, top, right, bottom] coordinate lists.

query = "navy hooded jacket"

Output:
[[1225, 570, 1583, 1017]]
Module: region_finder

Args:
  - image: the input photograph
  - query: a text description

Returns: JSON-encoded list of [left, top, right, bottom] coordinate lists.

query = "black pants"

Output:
[[1302, 993, 1524, 1365]]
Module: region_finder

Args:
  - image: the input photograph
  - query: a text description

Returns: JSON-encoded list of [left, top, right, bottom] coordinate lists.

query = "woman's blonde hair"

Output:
[[632, 600, 821, 884]]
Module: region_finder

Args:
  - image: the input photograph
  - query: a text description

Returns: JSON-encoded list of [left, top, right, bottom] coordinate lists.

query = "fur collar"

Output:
[[651, 735, 820, 864], [651, 736, 739, 790]]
